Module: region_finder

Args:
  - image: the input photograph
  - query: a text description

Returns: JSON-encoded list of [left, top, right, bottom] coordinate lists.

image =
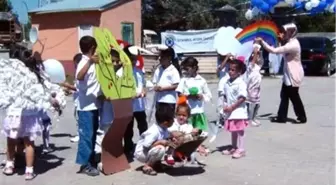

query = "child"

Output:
[[75, 36, 101, 176], [222, 59, 248, 159], [134, 104, 174, 176], [217, 54, 234, 79], [123, 46, 148, 157], [176, 57, 212, 155], [2, 49, 63, 180], [152, 47, 181, 112], [166, 104, 199, 165], [246, 44, 263, 127]]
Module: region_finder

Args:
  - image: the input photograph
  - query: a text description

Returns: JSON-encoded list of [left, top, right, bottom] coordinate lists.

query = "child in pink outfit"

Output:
[[222, 59, 248, 159]]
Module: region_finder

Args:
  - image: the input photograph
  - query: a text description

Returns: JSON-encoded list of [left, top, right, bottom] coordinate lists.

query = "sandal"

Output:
[[142, 166, 157, 176], [25, 172, 37, 180]]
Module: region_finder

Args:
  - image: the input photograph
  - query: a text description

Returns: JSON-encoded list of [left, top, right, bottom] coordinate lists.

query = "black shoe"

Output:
[[270, 117, 286, 123], [294, 117, 307, 124], [77, 165, 100, 176]]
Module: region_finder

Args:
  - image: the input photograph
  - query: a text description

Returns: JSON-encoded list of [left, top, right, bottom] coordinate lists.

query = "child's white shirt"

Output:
[[223, 77, 248, 120], [134, 123, 170, 155], [75, 55, 101, 111], [176, 74, 212, 114], [168, 119, 193, 134], [152, 64, 180, 104]]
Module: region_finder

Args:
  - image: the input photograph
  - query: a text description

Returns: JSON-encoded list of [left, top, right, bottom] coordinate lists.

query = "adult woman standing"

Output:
[[255, 23, 307, 124]]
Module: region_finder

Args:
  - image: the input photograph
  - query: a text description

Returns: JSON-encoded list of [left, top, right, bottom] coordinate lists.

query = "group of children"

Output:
[[133, 42, 263, 175], [1, 34, 263, 179]]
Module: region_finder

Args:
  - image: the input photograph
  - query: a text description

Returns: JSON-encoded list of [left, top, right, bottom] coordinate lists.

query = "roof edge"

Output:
[[29, 8, 100, 15], [28, 0, 124, 14]]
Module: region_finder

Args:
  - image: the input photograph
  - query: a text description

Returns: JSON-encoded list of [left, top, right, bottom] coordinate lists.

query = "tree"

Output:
[[142, 0, 231, 31]]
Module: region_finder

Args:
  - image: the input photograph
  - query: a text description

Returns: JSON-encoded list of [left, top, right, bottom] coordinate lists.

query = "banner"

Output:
[[161, 29, 218, 53]]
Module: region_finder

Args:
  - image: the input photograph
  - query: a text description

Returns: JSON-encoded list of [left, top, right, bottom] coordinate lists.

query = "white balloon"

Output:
[[252, 7, 260, 16], [245, 9, 253, 20], [305, 2, 313, 10], [285, 0, 294, 5], [311, 0, 320, 7], [329, 4, 335, 12], [43, 59, 66, 84]]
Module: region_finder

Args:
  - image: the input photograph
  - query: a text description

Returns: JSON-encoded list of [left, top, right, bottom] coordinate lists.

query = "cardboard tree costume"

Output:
[[94, 28, 136, 175]]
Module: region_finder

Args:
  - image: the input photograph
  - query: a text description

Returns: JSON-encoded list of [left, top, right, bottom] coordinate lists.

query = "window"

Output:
[[325, 39, 334, 53], [121, 22, 134, 45], [297, 37, 325, 49]]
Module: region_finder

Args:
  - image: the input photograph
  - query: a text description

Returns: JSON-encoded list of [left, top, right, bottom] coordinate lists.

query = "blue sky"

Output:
[[8, 0, 40, 24]]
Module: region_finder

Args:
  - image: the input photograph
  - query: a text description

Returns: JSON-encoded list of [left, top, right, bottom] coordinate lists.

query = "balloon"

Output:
[[260, 2, 270, 12], [255, 0, 264, 6], [316, 1, 327, 10], [43, 59, 66, 84], [251, 0, 259, 6], [245, 9, 253, 20], [285, 0, 295, 5], [267, 0, 278, 6], [329, 4, 335, 12], [305, 2, 313, 10], [326, 0, 333, 3], [295, 1, 303, 8], [252, 7, 260, 16], [311, 0, 320, 7]]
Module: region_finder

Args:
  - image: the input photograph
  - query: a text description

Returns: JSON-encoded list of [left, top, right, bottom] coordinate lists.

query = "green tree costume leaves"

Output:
[[94, 27, 136, 100]]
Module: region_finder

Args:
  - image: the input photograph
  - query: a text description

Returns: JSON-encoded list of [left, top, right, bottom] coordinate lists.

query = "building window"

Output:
[[121, 22, 134, 45]]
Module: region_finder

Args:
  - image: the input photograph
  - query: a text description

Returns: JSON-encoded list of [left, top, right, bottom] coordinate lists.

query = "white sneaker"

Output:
[[251, 120, 261, 127], [70, 135, 79, 143]]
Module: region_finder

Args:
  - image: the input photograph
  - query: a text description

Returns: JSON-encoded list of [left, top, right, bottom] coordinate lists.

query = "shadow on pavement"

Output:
[[50, 133, 72, 138]]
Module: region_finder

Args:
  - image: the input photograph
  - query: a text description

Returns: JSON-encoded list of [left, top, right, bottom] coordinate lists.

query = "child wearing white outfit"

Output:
[[246, 45, 263, 126], [134, 105, 174, 176], [176, 57, 212, 132], [176, 57, 211, 155], [222, 59, 248, 159], [166, 104, 198, 165], [152, 48, 180, 112]]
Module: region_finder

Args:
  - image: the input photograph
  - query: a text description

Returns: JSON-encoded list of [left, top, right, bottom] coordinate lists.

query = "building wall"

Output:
[[31, 11, 101, 75], [100, 0, 141, 46]]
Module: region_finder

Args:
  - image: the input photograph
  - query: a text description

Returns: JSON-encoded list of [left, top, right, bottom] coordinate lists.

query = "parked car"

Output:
[[297, 36, 336, 76]]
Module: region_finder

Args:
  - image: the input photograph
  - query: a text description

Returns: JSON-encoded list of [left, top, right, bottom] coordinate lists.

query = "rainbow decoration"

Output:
[[235, 20, 280, 46]]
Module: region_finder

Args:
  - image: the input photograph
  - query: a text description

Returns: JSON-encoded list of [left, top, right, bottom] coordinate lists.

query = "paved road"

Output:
[[0, 77, 334, 185]]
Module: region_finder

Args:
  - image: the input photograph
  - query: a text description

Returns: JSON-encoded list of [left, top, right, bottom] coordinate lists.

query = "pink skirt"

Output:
[[2, 113, 43, 141], [225, 119, 248, 132]]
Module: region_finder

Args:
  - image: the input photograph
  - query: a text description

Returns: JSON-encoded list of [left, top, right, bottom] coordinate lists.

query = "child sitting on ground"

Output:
[[134, 104, 174, 176], [166, 104, 200, 165]]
